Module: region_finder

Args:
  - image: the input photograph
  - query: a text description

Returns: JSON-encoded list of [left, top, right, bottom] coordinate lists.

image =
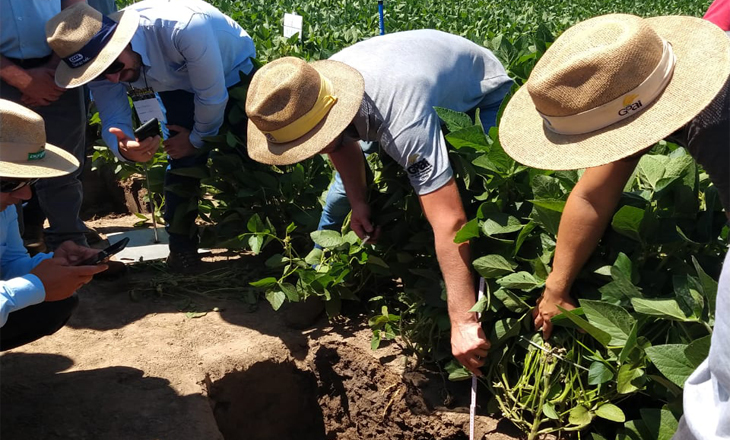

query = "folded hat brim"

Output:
[[499, 16, 730, 170], [0, 144, 79, 178], [54, 9, 140, 89], [246, 60, 365, 166]]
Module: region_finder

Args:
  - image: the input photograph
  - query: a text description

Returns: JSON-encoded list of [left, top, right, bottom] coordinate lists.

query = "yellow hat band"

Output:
[[262, 75, 338, 144]]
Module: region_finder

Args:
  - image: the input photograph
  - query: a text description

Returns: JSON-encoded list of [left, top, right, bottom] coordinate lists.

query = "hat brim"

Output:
[[55, 9, 139, 89], [499, 16, 730, 170], [0, 144, 79, 178], [246, 60, 365, 166]]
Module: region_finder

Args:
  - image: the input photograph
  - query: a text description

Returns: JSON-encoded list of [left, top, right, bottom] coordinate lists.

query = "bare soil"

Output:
[[0, 216, 523, 440]]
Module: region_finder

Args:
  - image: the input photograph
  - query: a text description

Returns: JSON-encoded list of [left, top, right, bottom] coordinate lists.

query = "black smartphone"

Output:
[[75, 237, 130, 266], [134, 118, 160, 141]]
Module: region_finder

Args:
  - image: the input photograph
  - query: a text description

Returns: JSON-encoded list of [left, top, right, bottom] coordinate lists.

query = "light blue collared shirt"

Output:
[[0, 0, 60, 59], [0, 205, 52, 327], [87, 0, 255, 155]]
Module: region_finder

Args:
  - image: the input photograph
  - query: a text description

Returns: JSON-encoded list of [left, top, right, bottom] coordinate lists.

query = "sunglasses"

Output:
[[0, 178, 39, 193], [95, 60, 125, 80]]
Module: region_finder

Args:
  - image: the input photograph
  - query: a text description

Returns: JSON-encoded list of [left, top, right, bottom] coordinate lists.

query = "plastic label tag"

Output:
[[283, 13, 303, 41]]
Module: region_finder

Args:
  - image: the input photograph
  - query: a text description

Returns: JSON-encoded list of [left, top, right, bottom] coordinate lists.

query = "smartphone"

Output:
[[75, 237, 130, 266], [134, 118, 160, 141]]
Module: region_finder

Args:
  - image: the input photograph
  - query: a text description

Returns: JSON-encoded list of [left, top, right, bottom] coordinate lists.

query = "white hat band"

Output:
[[538, 39, 677, 135]]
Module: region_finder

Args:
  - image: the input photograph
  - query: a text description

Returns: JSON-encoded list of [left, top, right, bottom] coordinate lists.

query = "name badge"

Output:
[[129, 87, 165, 124]]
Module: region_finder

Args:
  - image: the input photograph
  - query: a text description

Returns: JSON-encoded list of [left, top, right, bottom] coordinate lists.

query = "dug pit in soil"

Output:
[[207, 341, 479, 440]]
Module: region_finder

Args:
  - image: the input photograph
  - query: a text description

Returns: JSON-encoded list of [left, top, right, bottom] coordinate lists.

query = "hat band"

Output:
[[62, 15, 119, 69], [0, 142, 46, 162], [262, 75, 338, 143], [538, 39, 677, 135]]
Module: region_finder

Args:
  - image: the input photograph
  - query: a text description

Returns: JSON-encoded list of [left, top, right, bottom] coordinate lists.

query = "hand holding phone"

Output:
[[134, 118, 160, 141], [75, 237, 130, 266]]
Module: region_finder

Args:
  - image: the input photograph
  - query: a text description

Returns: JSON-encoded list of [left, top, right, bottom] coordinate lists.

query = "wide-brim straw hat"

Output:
[[499, 14, 730, 170], [46, 3, 139, 88], [0, 100, 79, 178], [246, 57, 365, 165]]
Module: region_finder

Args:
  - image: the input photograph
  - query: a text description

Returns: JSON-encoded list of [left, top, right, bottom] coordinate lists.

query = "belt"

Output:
[[5, 55, 53, 69]]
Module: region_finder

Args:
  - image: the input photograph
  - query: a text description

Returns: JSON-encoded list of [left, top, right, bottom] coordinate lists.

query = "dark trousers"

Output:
[[158, 69, 254, 253], [0, 57, 88, 249], [157, 90, 207, 253], [0, 296, 79, 351]]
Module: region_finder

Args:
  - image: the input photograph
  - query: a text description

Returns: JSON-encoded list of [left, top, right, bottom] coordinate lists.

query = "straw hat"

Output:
[[499, 14, 730, 170], [46, 2, 140, 88], [0, 100, 79, 178], [246, 57, 365, 165]]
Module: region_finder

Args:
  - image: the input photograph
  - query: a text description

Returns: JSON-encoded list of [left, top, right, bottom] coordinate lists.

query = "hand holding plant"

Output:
[[533, 289, 577, 339], [451, 320, 490, 376]]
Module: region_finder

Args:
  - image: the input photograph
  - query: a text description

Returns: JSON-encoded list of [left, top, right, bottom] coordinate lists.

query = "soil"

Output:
[[0, 216, 523, 440]]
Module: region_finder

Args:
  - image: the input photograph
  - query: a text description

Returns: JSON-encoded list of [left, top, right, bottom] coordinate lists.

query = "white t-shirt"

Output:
[[330, 29, 513, 195]]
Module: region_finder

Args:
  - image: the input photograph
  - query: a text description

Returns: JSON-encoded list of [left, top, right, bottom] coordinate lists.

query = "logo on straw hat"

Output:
[[618, 94, 643, 116]]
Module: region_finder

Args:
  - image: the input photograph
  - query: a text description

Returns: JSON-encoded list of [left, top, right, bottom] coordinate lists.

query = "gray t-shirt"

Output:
[[330, 29, 513, 195]]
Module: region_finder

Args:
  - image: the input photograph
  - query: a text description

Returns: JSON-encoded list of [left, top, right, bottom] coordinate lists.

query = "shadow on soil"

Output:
[[68, 254, 358, 361], [0, 352, 218, 440]]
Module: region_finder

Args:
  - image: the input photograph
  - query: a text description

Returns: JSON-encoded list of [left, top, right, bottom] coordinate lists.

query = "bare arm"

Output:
[[328, 138, 379, 239], [420, 178, 489, 375], [537, 158, 640, 338]]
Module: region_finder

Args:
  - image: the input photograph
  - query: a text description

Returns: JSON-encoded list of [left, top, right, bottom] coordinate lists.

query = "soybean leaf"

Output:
[[543, 402, 559, 420], [435, 106, 474, 132], [497, 272, 543, 291], [580, 299, 636, 346], [514, 221, 536, 255], [455, 218, 480, 243], [619, 322, 639, 363], [473, 255, 517, 278], [588, 361, 614, 385], [310, 230, 344, 248], [617, 364, 645, 394], [556, 306, 611, 347], [684, 335, 712, 368], [481, 213, 523, 236], [469, 295, 489, 313], [250, 277, 277, 288], [611, 205, 645, 242], [446, 125, 489, 150], [568, 405, 593, 427], [279, 282, 300, 302], [493, 288, 530, 313], [445, 360, 472, 381], [640, 409, 679, 440], [491, 317, 522, 347], [645, 344, 694, 388], [265, 290, 286, 311], [673, 275, 703, 318], [247, 213, 266, 233], [631, 298, 691, 321], [613, 252, 634, 280], [304, 248, 323, 266], [692, 256, 718, 317], [596, 403, 626, 423]]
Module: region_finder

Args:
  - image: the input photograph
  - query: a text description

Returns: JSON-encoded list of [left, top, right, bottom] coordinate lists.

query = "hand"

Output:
[[350, 202, 381, 243], [53, 241, 101, 266], [534, 290, 578, 340], [163, 125, 197, 159], [451, 321, 490, 376], [110, 127, 159, 162], [17, 67, 65, 107], [30, 258, 108, 302]]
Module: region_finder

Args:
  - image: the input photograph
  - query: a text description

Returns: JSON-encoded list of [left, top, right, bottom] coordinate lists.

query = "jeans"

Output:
[[157, 90, 207, 253], [0, 295, 79, 351], [317, 94, 507, 235], [1, 76, 88, 249]]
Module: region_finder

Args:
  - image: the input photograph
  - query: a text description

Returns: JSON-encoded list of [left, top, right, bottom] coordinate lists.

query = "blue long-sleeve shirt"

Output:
[[87, 0, 256, 157], [0, 205, 52, 327]]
